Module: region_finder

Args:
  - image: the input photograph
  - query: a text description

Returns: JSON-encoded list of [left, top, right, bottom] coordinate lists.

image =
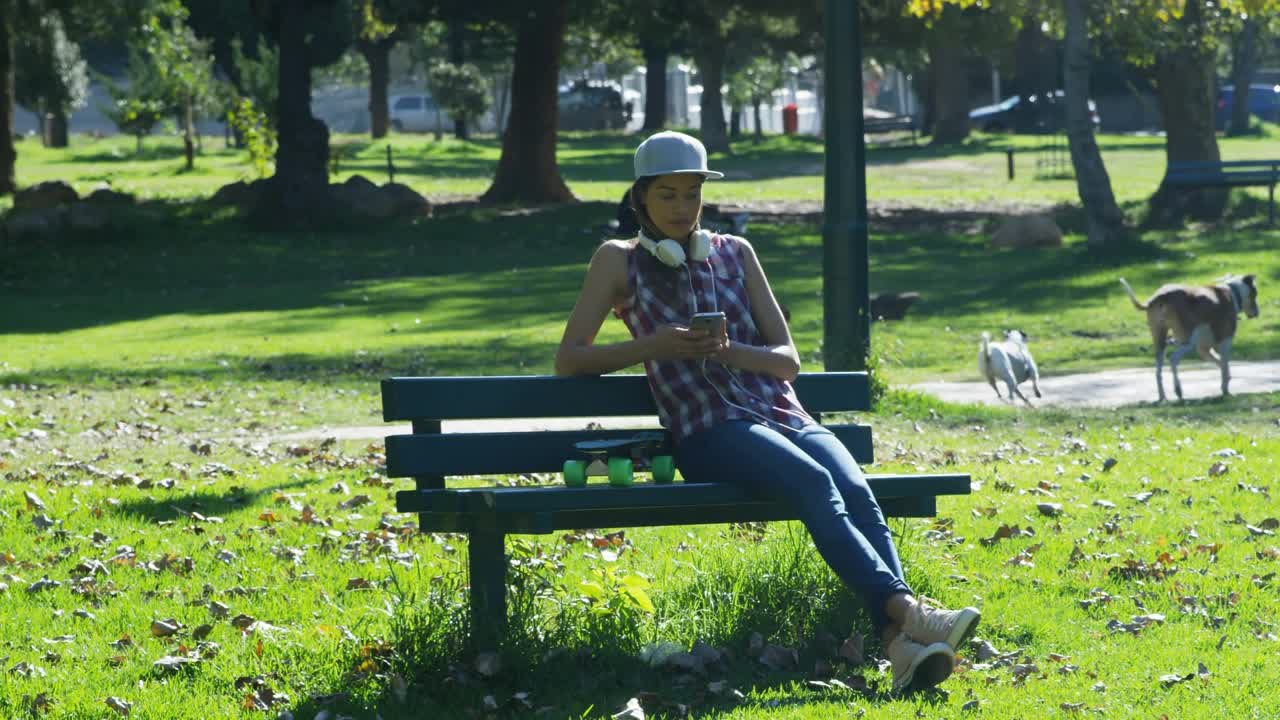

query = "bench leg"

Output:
[[468, 531, 507, 651]]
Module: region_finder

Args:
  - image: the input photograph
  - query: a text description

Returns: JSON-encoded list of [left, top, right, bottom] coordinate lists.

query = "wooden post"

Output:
[[822, 0, 870, 371], [1007, 149, 1015, 180]]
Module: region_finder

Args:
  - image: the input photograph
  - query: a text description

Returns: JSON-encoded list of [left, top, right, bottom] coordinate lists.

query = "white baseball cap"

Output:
[[633, 131, 724, 180]]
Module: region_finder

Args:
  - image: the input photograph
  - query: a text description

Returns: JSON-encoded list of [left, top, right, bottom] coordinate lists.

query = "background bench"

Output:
[[864, 114, 918, 147], [1165, 159, 1280, 225], [382, 372, 970, 649]]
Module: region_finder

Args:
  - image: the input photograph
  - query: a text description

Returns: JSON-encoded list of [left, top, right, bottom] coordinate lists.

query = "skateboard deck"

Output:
[[563, 432, 675, 487]]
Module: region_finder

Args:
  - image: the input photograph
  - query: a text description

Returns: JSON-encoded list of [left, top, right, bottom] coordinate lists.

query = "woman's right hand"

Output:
[[647, 324, 724, 361]]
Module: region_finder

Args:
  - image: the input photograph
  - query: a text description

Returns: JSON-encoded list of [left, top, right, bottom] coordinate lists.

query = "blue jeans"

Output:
[[675, 420, 912, 632]]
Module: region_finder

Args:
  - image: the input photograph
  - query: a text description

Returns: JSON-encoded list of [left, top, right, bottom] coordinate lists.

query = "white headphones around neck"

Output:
[[638, 229, 713, 268]]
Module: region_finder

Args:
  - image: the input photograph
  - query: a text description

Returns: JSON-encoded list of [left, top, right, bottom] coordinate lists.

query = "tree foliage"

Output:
[[230, 36, 279, 125], [14, 15, 89, 121], [139, 0, 221, 168], [426, 61, 489, 126], [226, 96, 277, 177]]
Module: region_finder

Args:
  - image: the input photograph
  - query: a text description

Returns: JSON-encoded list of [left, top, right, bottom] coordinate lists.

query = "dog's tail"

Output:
[[1118, 278, 1147, 311]]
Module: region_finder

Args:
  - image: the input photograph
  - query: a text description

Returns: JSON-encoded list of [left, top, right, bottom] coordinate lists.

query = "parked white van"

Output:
[[389, 94, 448, 133]]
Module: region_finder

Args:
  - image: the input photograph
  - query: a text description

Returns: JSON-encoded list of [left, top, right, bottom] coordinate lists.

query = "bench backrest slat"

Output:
[[1167, 159, 1280, 171], [385, 423, 873, 477], [381, 372, 869, 421]]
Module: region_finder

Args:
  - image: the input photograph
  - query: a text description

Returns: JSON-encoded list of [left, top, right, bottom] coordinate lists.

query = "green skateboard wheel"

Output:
[[563, 459, 588, 487], [608, 457, 634, 487], [651, 455, 676, 484]]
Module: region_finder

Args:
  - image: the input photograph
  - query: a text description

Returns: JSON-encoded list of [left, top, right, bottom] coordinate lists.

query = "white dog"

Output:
[[978, 330, 1042, 406]]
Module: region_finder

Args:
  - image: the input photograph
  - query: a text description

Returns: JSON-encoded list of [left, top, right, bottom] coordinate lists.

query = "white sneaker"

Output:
[[903, 600, 981, 650], [887, 633, 954, 693]]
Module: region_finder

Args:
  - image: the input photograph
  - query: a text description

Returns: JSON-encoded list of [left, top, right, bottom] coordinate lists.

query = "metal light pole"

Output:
[[822, 0, 870, 371]]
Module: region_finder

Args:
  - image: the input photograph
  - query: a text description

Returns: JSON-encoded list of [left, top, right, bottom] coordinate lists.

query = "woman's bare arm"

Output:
[[714, 238, 802, 381], [554, 242, 723, 376]]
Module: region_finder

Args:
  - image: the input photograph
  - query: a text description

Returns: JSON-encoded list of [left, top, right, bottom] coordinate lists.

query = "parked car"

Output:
[[969, 91, 1100, 133], [558, 82, 627, 131], [389, 93, 447, 133], [1216, 83, 1280, 130]]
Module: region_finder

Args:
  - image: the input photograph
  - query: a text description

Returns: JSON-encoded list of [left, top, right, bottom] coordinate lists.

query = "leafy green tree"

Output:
[[479, 0, 574, 204], [354, 0, 408, 138], [99, 42, 171, 153], [1091, 0, 1280, 221], [3, 0, 145, 193], [225, 96, 276, 177], [230, 36, 278, 127], [104, 96, 166, 153], [908, 1, 1018, 145], [426, 61, 489, 136], [140, 0, 220, 170], [727, 55, 785, 143], [244, 0, 354, 226], [14, 15, 88, 147]]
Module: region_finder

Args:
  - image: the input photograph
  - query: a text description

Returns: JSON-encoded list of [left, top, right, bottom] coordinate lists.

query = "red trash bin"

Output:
[[782, 104, 798, 135]]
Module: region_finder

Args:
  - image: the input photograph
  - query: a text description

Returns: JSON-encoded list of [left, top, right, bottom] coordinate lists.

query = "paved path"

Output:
[[908, 360, 1280, 408], [269, 361, 1280, 443]]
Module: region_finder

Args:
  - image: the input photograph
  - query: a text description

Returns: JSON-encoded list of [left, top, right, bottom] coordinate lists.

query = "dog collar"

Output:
[[1227, 282, 1244, 313]]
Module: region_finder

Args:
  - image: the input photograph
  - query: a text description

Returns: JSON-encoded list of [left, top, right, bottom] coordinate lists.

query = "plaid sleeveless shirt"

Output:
[[614, 233, 815, 442]]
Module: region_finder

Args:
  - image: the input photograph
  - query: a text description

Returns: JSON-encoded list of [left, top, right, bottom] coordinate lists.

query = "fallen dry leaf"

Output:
[[612, 697, 645, 720], [24, 491, 45, 510], [150, 619, 183, 638], [104, 697, 133, 716]]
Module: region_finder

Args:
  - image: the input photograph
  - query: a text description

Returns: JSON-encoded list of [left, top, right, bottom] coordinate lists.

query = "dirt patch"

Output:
[[429, 195, 1068, 236], [713, 199, 1069, 235]]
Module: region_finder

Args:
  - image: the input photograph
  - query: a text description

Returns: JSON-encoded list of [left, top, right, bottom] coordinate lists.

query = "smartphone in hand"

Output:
[[688, 311, 726, 336]]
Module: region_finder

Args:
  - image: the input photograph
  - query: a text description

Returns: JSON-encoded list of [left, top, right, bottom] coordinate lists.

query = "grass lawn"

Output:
[[2, 132, 1280, 718], [5, 126, 1280, 209]]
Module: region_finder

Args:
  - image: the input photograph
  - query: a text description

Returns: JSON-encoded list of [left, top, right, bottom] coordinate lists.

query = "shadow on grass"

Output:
[[0, 200, 616, 337], [0, 336, 569, 387], [111, 476, 314, 524]]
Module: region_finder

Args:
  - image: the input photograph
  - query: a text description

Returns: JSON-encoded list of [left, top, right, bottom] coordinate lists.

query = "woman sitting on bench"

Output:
[[554, 131, 980, 693]]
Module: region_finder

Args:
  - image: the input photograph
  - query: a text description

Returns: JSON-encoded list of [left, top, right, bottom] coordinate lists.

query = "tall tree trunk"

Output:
[[0, 11, 15, 196], [480, 0, 573, 204], [729, 104, 741, 138], [449, 19, 468, 140], [361, 37, 391, 139], [1228, 18, 1258, 136], [916, 67, 933, 137], [493, 71, 509, 136], [752, 100, 762, 143], [640, 39, 667, 131], [183, 95, 195, 170], [1063, 0, 1124, 249], [260, 0, 330, 226], [692, 43, 729, 153], [1013, 11, 1055, 107], [1150, 4, 1225, 223], [47, 111, 68, 148], [928, 31, 969, 144]]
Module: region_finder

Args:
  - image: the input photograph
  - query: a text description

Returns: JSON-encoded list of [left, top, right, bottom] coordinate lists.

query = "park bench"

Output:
[[382, 372, 970, 649], [863, 114, 918, 147], [1165, 159, 1280, 225]]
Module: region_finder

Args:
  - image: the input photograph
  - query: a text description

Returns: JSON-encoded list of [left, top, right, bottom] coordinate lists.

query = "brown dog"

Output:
[[1119, 275, 1260, 401]]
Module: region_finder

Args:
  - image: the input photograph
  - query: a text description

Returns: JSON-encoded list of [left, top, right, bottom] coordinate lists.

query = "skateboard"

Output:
[[563, 432, 676, 487]]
